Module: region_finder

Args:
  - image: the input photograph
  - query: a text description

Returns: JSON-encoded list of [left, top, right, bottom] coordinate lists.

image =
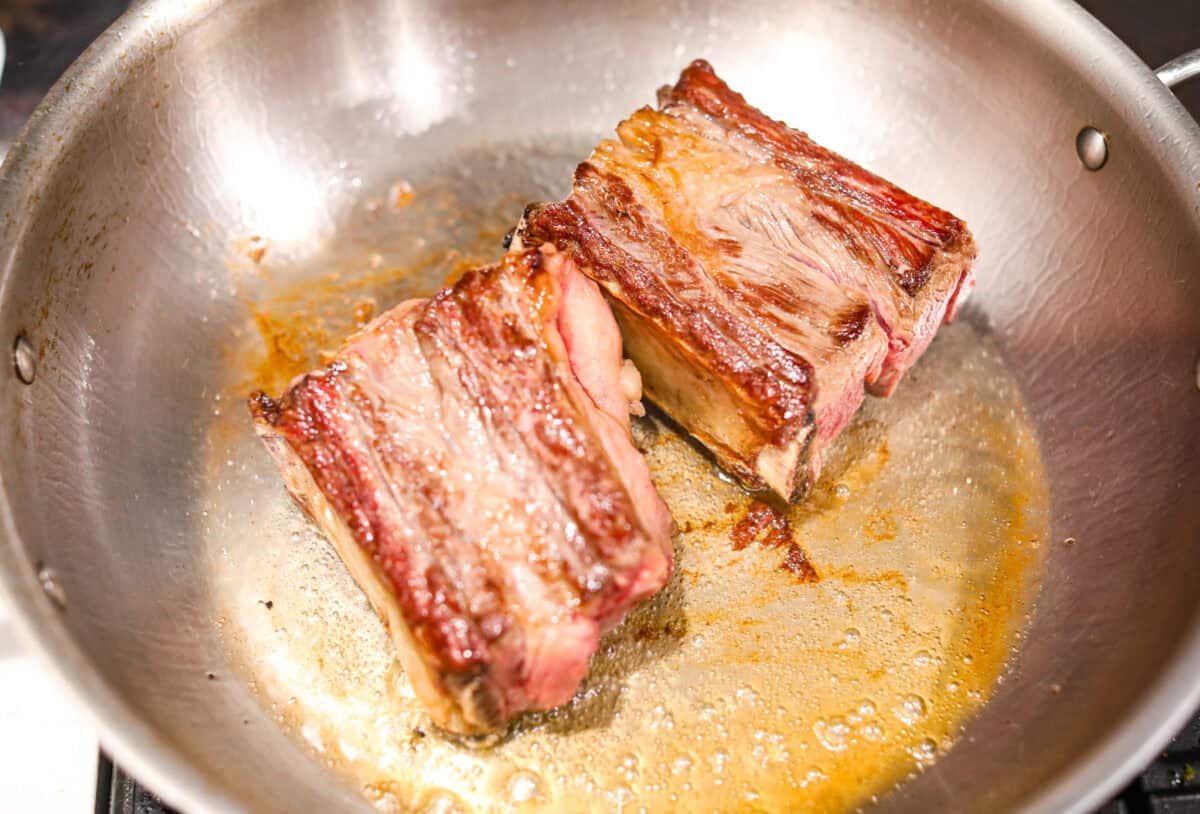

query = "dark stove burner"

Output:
[[0, 1, 1193, 813], [1096, 713, 1200, 814], [95, 756, 179, 814], [0, 0, 132, 140]]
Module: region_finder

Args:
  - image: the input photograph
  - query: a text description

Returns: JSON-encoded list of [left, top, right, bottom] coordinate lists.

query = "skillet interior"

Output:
[[0, 1, 1198, 812]]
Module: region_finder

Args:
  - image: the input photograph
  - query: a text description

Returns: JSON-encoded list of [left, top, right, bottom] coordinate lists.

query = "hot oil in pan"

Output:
[[205, 154, 1049, 813]]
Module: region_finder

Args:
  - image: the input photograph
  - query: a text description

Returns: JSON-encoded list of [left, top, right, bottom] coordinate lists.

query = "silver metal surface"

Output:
[[0, 1, 1197, 813], [1075, 125, 1110, 169], [1157, 47, 1200, 88], [35, 564, 65, 611], [11, 334, 35, 385]]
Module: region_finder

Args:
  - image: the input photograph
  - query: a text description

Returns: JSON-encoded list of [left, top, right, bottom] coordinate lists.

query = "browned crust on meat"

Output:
[[831, 303, 874, 347], [250, 249, 673, 733], [603, 295, 812, 499], [662, 59, 969, 297], [523, 168, 814, 451], [249, 370, 496, 680], [414, 250, 653, 612], [522, 61, 975, 501], [248, 391, 281, 424], [523, 167, 817, 499]]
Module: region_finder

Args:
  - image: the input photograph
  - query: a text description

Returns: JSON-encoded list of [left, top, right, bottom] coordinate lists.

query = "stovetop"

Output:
[[1, 2, 1195, 813]]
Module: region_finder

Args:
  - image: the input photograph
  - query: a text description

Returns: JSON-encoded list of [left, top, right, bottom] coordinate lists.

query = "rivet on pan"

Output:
[[12, 334, 36, 384], [1075, 126, 1108, 171], [36, 564, 66, 610], [1195, 354, 1200, 392]]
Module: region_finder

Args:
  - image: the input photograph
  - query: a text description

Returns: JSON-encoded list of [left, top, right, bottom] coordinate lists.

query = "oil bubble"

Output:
[[910, 738, 938, 762], [813, 716, 851, 752], [893, 694, 928, 726], [837, 628, 861, 649], [507, 771, 541, 804]]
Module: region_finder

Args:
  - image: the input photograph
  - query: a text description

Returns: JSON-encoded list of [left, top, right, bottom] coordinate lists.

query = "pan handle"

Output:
[[1155, 48, 1200, 89]]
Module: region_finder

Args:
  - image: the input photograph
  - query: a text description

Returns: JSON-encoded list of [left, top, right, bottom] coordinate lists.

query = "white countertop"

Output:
[[0, 593, 99, 810]]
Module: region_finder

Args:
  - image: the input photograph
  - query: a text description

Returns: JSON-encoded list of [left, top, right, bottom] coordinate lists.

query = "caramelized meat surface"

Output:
[[522, 60, 976, 499], [250, 247, 673, 734]]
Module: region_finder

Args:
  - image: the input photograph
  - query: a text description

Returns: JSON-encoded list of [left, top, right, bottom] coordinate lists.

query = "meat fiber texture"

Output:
[[521, 60, 976, 501], [249, 246, 674, 735]]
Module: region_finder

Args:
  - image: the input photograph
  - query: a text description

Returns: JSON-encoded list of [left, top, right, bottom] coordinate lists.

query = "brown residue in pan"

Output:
[[235, 250, 484, 397], [823, 565, 908, 592], [731, 499, 820, 582], [864, 509, 899, 543], [245, 235, 270, 264], [389, 180, 415, 210], [731, 499, 791, 550], [779, 543, 819, 582], [352, 299, 377, 327], [680, 519, 717, 535]]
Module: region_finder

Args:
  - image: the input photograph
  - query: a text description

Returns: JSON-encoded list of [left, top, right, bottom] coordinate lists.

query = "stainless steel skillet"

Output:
[[0, 1, 1198, 812]]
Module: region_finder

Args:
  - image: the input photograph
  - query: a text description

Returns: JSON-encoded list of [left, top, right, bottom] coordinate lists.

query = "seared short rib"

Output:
[[520, 60, 976, 500], [250, 247, 673, 735]]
